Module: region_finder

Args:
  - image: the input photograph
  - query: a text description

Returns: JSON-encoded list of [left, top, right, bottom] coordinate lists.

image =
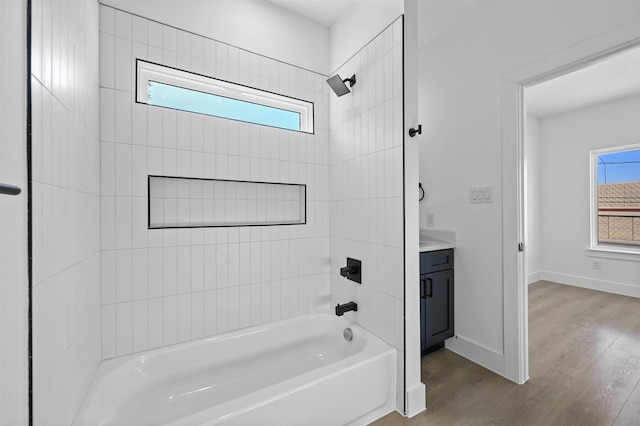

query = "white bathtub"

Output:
[[73, 314, 397, 426]]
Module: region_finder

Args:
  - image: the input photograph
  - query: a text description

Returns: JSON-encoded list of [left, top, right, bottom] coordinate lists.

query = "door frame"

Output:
[[501, 21, 640, 384], [0, 0, 29, 423]]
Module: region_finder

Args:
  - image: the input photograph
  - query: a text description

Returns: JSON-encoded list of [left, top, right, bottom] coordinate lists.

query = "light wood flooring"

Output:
[[371, 280, 640, 425]]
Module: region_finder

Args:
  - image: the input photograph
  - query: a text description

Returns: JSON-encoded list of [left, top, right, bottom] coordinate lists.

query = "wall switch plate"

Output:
[[426, 213, 435, 227], [470, 187, 493, 204]]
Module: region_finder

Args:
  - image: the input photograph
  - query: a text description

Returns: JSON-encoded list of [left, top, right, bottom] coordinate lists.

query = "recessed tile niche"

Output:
[[148, 175, 306, 228]]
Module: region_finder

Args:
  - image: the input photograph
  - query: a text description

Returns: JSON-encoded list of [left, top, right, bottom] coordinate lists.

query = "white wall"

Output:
[[418, 0, 640, 375], [525, 114, 541, 284], [401, 0, 425, 416], [0, 1, 29, 424], [329, 17, 405, 412], [30, 0, 103, 424], [329, 0, 403, 73], [101, 0, 330, 75], [99, 5, 331, 358], [538, 95, 640, 296]]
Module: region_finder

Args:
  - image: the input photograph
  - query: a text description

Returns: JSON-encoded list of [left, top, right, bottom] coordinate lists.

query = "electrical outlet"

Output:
[[426, 213, 435, 227], [591, 261, 601, 270]]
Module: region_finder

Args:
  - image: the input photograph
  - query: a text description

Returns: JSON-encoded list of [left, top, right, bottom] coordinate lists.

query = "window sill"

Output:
[[586, 245, 640, 262]]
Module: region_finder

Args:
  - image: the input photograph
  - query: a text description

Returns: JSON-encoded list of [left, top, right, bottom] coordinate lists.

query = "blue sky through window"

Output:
[[597, 149, 640, 184], [148, 81, 301, 131]]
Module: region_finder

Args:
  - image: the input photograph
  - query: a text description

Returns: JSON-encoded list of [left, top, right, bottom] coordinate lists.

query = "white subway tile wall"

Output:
[[31, 0, 102, 424], [148, 176, 306, 227], [100, 5, 330, 358], [329, 18, 405, 411]]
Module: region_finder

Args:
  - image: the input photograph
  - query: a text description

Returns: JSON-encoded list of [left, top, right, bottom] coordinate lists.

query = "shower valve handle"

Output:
[[340, 258, 361, 284]]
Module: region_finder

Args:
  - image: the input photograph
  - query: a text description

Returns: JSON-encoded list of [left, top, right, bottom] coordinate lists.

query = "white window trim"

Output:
[[589, 143, 640, 261], [136, 60, 314, 133], [586, 246, 640, 261]]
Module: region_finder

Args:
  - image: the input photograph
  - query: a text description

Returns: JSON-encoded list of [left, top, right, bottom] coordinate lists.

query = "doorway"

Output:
[[0, 0, 29, 422], [501, 23, 640, 384], [523, 44, 640, 288], [522, 43, 640, 377]]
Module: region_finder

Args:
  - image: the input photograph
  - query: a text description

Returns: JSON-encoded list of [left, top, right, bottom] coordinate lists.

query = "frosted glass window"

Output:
[[148, 82, 301, 131], [148, 176, 306, 228], [137, 60, 313, 133]]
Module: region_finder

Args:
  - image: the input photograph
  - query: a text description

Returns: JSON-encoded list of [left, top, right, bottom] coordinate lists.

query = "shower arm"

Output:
[[343, 75, 356, 87]]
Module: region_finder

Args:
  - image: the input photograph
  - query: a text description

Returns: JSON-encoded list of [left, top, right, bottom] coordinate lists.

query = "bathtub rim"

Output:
[[88, 313, 376, 376], [73, 313, 397, 426]]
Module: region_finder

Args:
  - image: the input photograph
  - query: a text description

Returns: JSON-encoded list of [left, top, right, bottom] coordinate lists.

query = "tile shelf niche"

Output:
[[148, 175, 306, 228]]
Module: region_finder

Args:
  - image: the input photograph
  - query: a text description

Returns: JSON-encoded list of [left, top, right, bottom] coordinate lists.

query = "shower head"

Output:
[[326, 74, 356, 97]]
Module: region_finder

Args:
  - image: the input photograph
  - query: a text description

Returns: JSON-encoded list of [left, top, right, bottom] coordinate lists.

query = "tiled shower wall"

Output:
[[99, 5, 331, 358], [30, 0, 102, 424], [329, 18, 405, 410]]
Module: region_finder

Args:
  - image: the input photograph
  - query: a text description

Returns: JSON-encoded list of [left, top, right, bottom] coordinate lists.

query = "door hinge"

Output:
[[518, 242, 524, 252]]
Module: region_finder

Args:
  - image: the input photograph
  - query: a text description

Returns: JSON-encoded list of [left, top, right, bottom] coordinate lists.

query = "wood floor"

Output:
[[371, 281, 640, 426]]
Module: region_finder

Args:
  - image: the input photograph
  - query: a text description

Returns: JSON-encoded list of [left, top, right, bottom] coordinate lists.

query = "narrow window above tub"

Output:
[[136, 60, 314, 133]]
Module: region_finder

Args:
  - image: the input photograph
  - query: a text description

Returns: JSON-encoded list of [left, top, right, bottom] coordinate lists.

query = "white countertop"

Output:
[[419, 228, 456, 252]]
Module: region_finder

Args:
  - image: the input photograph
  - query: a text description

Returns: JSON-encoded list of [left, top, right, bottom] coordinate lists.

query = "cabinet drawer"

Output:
[[420, 249, 454, 273]]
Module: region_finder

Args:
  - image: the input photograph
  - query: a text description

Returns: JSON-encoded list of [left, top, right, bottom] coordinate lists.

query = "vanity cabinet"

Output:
[[420, 249, 454, 355]]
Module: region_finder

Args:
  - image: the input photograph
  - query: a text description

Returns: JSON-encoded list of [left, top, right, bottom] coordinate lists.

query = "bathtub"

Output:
[[73, 314, 397, 426]]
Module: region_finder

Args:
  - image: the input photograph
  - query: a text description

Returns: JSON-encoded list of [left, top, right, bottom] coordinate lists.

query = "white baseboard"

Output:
[[527, 271, 541, 285], [444, 334, 504, 378], [405, 383, 426, 417], [540, 271, 640, 298]]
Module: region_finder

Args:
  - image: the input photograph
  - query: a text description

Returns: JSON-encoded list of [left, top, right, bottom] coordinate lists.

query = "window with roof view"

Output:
[[136, 60, 314, 133], [591, 145, 640, 251]]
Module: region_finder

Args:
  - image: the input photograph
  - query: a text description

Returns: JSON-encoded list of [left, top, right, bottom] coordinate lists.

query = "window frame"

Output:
[[589, 143, 640, 259], [136, 60, 314, 133]]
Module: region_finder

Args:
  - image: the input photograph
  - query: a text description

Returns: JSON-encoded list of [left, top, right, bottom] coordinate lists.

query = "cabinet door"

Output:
[[420, 274, 428, 353], [424, 269, 454, 349]]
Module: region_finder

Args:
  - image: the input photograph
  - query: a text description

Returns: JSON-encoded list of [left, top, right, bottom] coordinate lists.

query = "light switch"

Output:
[[470, 186, 493, 204]]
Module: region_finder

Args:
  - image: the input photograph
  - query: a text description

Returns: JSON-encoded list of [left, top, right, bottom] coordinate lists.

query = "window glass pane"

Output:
[[596, 148, 640, 247], [148, 81, 301, 131], [597, 149, 640, 184]]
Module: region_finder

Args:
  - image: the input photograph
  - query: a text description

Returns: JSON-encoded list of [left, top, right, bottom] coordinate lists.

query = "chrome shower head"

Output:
[[326, 74, 356, 97]]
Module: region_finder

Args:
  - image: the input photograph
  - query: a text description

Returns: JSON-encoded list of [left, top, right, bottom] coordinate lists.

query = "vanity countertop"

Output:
[[419, 228, 456, 252]]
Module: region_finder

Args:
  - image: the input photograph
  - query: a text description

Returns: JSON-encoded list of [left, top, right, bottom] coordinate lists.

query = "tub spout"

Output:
[[335, 301, 358, 316]]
